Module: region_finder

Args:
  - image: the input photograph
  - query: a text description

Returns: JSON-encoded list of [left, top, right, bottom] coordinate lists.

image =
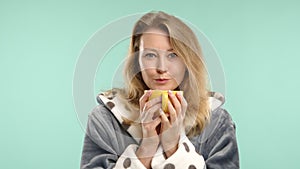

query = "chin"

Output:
[[151, 86, 176, 90]]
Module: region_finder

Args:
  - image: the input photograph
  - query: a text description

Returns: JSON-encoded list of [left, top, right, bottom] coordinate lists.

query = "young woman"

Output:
[[81, 11, 239, 169]]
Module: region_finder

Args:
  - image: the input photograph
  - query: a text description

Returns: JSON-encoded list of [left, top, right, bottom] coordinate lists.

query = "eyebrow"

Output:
[[143, 48, 174, 52]]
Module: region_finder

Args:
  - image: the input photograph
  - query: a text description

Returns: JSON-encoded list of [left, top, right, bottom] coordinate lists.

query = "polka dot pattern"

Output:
[[183, 142, 190, 152], [107, 93, 116, 100], [121, 121, 130, 130], [188, 164, 197, 169], [164, 163, 175, 169], [123, 158, 131, 168], [106, 101, 115, 109]]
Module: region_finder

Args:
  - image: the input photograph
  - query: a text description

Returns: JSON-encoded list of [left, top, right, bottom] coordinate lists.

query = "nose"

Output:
[[156, 57, 167, 73]]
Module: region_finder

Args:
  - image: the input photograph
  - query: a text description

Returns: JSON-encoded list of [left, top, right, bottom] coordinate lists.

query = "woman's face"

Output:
[[139, 28, 186, 90]]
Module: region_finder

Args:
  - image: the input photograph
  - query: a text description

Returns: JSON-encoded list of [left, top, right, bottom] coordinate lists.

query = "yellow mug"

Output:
[[145, 90, 183, 112]]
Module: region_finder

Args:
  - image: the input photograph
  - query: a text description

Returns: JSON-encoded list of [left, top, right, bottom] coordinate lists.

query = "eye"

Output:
[[144, 53, 157, 59], [168, 52, 178, 59]]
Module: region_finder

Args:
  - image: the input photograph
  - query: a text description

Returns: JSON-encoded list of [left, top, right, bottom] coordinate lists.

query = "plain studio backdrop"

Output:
[[0, 0, 299, 168]]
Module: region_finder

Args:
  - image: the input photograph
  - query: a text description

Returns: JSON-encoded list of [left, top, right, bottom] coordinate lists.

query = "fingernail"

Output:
[[159, 108, 164, 115]]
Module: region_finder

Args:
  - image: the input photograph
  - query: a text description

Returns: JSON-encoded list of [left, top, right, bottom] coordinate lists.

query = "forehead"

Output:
[[140, 28, 172, 51]]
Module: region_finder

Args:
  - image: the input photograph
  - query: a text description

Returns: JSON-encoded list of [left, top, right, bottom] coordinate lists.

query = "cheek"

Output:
[[141, 69, 156, 81], [141, 70, 147, 81], [170, 62, 186, 78], [173, 70, 185, 83]]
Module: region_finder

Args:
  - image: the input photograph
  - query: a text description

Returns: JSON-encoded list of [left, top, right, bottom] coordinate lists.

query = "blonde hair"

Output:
[[121, 11, 210, 137]]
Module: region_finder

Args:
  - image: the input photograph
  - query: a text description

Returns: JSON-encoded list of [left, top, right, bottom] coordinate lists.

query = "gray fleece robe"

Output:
[[80, 91, 239, 169]]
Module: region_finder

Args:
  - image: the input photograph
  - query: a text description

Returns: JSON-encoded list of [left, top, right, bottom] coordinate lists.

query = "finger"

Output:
[[139, 90, 152, 111], [160, 109, 170, 130], [168, 90, 181, 116], [142, 116, 161, 135], [176, 92, 187, 117], [143, 95, 162, 113], [167, 100, 177, 124], [141, 103, 162, 123], [176, 91, 183, 104], [148, 103, 162, 120], [152, 115, 161, 127]]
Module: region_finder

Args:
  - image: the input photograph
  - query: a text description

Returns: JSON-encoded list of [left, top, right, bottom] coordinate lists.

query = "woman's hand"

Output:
[[160, 91, 187, 158], [136, 90, 162, 168]]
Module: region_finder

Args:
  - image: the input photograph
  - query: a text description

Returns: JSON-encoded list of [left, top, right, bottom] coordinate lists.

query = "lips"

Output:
[[154, 78, 170, 84]]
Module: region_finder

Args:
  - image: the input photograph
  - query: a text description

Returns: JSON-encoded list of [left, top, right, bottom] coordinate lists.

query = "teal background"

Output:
[[1, 0, 299, 168]]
